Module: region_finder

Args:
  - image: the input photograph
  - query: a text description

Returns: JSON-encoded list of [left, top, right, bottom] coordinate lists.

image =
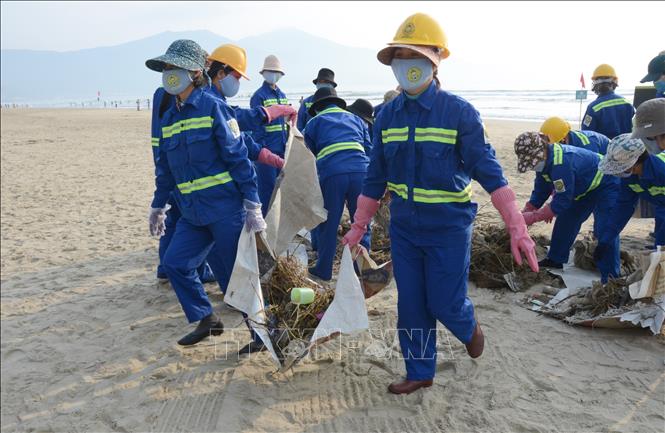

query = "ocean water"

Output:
[[9, 89, 631, 125]]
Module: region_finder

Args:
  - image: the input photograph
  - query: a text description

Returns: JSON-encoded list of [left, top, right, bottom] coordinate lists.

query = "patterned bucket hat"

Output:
[[599, 133, 646, 175], [514, 132, 547, 173], [146, 39, 207, 72]]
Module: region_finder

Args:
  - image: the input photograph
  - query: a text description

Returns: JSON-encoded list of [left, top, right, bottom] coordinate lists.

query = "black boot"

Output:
[[177, 313, 224, 346], [238, 340, 266, 356], [538, 258, 563, 269]]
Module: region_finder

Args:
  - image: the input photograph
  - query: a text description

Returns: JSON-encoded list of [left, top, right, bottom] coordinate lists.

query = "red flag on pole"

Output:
[[580, 73, 585, 89]]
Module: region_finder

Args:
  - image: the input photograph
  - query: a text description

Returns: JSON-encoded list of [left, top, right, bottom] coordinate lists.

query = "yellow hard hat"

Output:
[[540, 117, 571, 143], [208, 44, 249, 80], [592, 64, 617, 80], [377, 13, 450, 65]]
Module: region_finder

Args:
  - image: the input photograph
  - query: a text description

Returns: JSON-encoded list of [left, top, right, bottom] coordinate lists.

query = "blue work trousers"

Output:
[[158, 199, 215, 282], [255, 162, 281, 217], [163, 211, 244, 323], [391, 224, 476, 381], [548, 184, 620, 282], [311, 173, 371, 280]]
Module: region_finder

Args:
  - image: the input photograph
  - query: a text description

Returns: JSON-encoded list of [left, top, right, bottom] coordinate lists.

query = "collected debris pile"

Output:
[[261, 255, 334, 359], [536, 279, 635, 322], [573, 234, 638, 276], [469, 223, 555, 291]]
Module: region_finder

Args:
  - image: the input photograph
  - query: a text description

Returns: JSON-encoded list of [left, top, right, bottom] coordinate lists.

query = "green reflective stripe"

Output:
[[575, 170, 604, 200], [265, 124, 285, 132], [649, 186, 665, 196], [572, 130, 590, 145], [151, 137, 160, 147], [657, 153, 665, 163], [177, 172, 232, 194], [316, 142, 364, 160], [542, 174, 552, 183], [315, 107, 349, 116], [162, 116, 213, 138], [413, 184, 473, 204], [414, 127, 458, 144], [305, 102, 313, 108], [387, 182, 408, 200], [553, 143, 563, 165], [592, 98, 631, 112], [382, 127, 409, 143], [628, 184, 645, 193], [263, 98, 289, 107]]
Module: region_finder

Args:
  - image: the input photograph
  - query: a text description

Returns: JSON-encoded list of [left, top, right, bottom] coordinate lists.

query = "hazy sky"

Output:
[[2, 1, 664, 89]]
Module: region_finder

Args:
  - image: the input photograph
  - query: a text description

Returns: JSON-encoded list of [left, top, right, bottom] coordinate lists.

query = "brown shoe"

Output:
[[466, 322, 484, 358], [388, 379, 433, 395]]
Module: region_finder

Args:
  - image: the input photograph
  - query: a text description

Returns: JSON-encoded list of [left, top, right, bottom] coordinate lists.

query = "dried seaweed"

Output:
[[573, 234, 638, 276]]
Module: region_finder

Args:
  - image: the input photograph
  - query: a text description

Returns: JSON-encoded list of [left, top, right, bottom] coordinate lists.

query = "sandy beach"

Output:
[[1, 108, 663, 433]]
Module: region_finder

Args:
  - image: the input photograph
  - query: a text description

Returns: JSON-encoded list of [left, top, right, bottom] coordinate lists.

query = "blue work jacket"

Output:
[[566, 129, 610, 155], [303, 104, 371, 182], [528, 144, 618, 215], [297, 94, 315, 132], [151, 87, 259, 226], [362, 81, 508, 244], [582, 91, 635, 139], [250, 81, 289, 156], [600, 152, 665, 243]]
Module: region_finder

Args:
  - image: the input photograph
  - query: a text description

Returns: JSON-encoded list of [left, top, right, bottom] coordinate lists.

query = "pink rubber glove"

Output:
[[522, 204, 555, 226], [522, 202, 538, 213], [262, 105, 297, 124], [257, 148, 285, 169], [342, 194, 381, 247], [490, 185, 539, 272]]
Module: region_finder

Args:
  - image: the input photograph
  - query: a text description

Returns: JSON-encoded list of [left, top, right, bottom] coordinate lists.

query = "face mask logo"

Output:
[[407, 67, 422, 83], [166, 73, 180, 88]]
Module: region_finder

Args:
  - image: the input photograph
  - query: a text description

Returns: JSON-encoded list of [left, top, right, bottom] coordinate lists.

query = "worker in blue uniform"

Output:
[[540, 116, 610, 154], [146, 40, 266, 346], [516, 132, 621, 281], [640, 53, 665, 99], [595, 134, 665, 270], [206, 44, 295, 169], [297, 68, 337, 132], [347, 98, 375, 137], [581, 64, 635, 139], [250, 55, 290, 216], [303, 88, 372, 281], [151, 87, 216, 284], [342, 13, 539, 395]]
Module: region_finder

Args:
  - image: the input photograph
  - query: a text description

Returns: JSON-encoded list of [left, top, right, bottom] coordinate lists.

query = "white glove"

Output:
[[149, 205, 170, 237], [243, 199, 266, 232]]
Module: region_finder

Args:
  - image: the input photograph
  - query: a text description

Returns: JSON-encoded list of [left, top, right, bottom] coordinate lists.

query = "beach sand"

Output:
[[1, 109, 662, 433]]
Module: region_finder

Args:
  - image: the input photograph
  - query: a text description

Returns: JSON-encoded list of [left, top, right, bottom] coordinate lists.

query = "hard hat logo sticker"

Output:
[[407, 67, 422, 83], [402, 22, 416, 36], [167, 73, 180, 87]]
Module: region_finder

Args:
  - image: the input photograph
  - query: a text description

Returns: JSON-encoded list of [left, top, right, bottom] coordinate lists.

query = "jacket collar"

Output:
[[182, 86, 204, 109], [394, 80, 437, 112]]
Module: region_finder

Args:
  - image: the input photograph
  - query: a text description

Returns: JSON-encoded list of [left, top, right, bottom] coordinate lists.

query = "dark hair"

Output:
[[192, 70, 207, 88], [636, 150, 649, 165], [207, 61, 233, 81], [592, 81, 617, 95], [159, 92, 173, 118]]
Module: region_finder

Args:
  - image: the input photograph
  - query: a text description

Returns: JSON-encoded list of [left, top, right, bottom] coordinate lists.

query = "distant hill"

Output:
[[0, 29, 395, 103]]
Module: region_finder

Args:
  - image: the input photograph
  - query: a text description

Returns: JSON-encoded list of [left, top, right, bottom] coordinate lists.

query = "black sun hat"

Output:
[[308, 87, 346, 117], [312, 68, 337, 87], [347, 99, 374, 125]]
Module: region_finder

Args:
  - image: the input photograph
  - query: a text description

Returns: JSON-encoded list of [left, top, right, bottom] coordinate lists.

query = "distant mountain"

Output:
[[0, 29, 395, 103]]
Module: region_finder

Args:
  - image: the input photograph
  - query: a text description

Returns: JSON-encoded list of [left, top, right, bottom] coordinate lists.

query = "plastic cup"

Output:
[[291, 287, 315, 305]]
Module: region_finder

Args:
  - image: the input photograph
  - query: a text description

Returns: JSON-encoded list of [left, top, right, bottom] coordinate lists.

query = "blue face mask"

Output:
[[162, 68, 193, 95], [390, 58, 433, 92], [220, 74, 240, 98], [533, 160, 546, 172], [654, 79, 665, 94], [316, 82, 334, 90], [262, 71, 282, 85]]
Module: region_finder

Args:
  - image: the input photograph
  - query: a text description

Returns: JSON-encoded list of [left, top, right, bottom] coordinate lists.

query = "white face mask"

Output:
[[262, 71, 282, 85], [533, 160, 546, 172]]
